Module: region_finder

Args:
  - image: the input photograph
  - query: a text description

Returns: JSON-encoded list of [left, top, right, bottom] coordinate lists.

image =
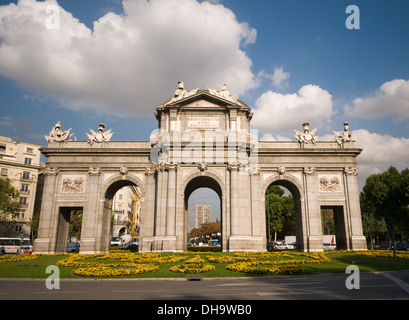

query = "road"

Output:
[[1, 271, 409, 301]]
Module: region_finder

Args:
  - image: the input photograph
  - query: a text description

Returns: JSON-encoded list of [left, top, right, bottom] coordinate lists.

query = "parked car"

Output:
[[110, 237, 120, 246], [323, 243, 336, 250], [396, 243, 409, 251], [20, 246, 33, 254], [67, 242, 80, 253], [121, 243, 139, 252], [380, 242, 391, 250], [272, 242, 289, 250]]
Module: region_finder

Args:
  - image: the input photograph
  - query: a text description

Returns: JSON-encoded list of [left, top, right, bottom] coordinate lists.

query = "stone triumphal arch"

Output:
[[34, 82, 367, 254]]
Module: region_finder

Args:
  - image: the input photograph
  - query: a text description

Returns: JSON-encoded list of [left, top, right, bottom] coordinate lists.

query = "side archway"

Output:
[[262, 173, 306, 251], [98, 174, 145, 252]]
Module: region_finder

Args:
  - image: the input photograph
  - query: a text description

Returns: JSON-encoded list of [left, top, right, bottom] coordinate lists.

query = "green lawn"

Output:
[[0, 250, 408, 279]]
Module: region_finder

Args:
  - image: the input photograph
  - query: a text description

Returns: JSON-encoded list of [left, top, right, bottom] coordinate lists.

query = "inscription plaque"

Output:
[[187, 116, 219, 129]]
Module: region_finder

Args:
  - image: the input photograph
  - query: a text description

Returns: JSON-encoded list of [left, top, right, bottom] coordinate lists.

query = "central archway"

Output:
[[182, 173, 225, 251]]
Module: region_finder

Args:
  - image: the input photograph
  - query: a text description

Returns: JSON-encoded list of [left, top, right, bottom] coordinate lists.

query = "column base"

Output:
[[228, 236, 266, 252], [350, 236, 367, 250]]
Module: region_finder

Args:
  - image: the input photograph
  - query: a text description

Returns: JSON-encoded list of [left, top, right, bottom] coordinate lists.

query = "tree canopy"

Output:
[[360, 166, 409, 242], [0, 178, 21, 220], [265, 185, 295, 241]]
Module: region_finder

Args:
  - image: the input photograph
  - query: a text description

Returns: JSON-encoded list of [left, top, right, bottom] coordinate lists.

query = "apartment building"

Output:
[[0, 136, 42, 238]]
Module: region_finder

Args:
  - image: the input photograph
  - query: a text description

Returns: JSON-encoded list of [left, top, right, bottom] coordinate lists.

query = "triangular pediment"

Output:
[[156, 89, 251, 112]]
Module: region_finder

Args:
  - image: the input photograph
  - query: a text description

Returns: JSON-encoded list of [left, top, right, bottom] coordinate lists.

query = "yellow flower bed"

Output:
[[226, 262, 305, 275], [223, 251, 330, 275], [0, 254, 38, 264], [354, 250, 409, 259], [72, 264, 159, 277], [170, 255, 215, 274], [56, 252, 188, 277]]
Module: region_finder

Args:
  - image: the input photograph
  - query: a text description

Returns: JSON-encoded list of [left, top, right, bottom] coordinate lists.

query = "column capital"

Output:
[[41, 167, 59, 176], [228, 162, 240, 171], [88, 167, 101, 176], [344, 167, 359, 176], [303, 167, 316, 175], [145, 167, 156, 176], [165, 163, 178, 171]]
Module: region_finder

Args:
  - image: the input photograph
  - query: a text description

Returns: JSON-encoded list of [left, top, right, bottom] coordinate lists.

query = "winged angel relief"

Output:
[[86, 123, 114, 145]]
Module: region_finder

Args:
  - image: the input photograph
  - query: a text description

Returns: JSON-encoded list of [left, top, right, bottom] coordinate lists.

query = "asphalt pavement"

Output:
[[1, 271, 408, 301]]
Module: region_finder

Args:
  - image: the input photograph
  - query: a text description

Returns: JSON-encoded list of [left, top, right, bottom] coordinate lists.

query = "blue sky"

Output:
[[1, 0, 409, 200]]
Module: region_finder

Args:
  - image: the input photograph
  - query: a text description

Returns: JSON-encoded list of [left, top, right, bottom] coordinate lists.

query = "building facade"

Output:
[[111, 186, 141, 238], [34, 82, 367, 254], [195, 203, 211, 229], [0, 136, 42, 238]]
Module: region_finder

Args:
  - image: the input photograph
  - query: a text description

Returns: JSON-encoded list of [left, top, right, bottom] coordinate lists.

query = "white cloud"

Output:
[[0, 0, 257, 116], [345, 79, 409, 121], [353, 129, 409, 188], [271, 67, 290, 89], [251, 84, 334, 135], [257, 67, 290, 90], [259, 133, 291, 141]]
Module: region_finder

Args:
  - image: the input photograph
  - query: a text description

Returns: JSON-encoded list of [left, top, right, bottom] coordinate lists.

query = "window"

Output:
[[15, 225, 22, 232], [26, 147, 33, 153], [24, 158, 32, 165], [21, 184, 29, 193], [119, 194, 123, 200], [0, 145, 5, 152], [1, 168, 7, 176], [22, 171, 30, 180], [19, 197, 27, 205], [118, 205, 122, 212], [17, 210, 26, 219]]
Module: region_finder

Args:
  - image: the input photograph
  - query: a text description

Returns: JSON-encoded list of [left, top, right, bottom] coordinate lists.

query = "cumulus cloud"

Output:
[[353, 129, 409, 188], [251, 84, 334, 135], [345, 79, 409, 121], [257, 67, 290, 90], [0, 0, 257, 116]]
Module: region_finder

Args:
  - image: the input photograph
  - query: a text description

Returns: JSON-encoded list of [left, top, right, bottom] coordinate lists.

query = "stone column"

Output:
[[162, 163, 177, 251], [165, 163, 177, 236], [80, 167, 101, 254], [344, 167, 367, 250], [228, 163, 240, 236], [153, 163, 167, 251], [303, 167, 323, 252], [34, 168, 59, 254], [250, 168, 264, 239], [140, 167, 156, 252]]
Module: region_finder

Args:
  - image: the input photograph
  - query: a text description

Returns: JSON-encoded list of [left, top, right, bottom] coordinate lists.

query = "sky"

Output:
[[1, 0, 409, 225]]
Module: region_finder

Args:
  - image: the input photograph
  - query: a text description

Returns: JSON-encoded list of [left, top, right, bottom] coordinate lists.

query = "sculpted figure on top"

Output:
[[333, 122, 356, 146], [169, 81, 199, 104], [45, 121, 74, 143], [86, 123, 114, 145], [294, 122, 318, 144], [208, 84, 243, 106]]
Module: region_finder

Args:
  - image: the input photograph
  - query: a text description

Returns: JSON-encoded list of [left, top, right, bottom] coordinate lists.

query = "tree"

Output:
[[265, 185, 295, 241], [360, 166, 409, 242], [190, 222, 220, 239], [0, 178, 21, 220]]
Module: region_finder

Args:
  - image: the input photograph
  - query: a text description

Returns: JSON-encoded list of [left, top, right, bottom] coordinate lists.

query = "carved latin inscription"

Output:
[[187, 117, 219, 129]]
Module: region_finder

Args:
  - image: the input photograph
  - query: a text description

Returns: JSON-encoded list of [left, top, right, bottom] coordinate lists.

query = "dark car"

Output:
[[121, 243, 139, 252]]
